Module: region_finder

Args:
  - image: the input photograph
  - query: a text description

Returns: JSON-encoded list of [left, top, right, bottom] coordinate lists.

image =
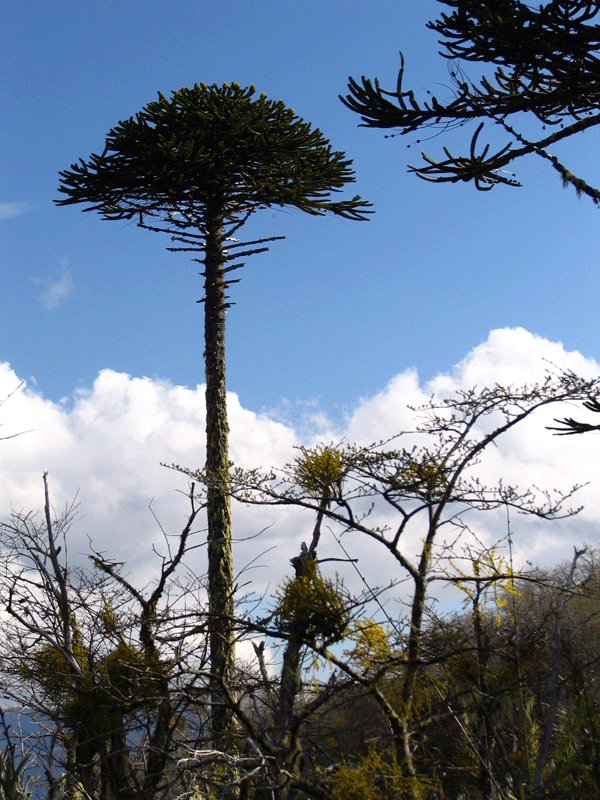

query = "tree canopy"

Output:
[[57, 81, 371, 222]]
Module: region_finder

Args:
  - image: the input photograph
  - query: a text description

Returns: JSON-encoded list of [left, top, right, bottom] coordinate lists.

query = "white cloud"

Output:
[[0, 364, 298, 587], [0, 327, 599, 608], [333, 328, 600, 574], [428, 327, 595, 396], [0, 202, 33, 221], [34, 259, 74, 310]]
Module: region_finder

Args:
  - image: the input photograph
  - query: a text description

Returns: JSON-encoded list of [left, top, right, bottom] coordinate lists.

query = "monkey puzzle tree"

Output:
[[56, 82, 371, 746], [342, 0, 600, 201]]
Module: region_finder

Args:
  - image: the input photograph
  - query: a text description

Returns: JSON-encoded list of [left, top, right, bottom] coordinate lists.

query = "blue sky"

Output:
[[3, 0, 599, 419], [2, 0, 600, 601]]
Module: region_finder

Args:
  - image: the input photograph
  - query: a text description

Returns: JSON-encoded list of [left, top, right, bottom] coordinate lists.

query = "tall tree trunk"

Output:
[[204, 205, 237, 750], [397, 522, 436, 800], [271, 548, 315, 800]]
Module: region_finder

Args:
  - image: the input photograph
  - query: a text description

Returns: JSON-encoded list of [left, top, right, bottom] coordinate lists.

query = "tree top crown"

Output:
[[57, 82, 372, 222]]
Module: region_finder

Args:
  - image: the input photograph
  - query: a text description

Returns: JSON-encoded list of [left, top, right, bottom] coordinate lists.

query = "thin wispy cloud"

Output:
[[0, 201, 33, 221], [34, 260, 74, 310]]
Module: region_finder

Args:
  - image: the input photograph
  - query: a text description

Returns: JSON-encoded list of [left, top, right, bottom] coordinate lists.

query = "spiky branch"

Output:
[[342, 1, 600, 199]]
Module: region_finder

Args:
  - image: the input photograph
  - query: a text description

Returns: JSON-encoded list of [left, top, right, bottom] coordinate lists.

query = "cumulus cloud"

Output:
[[0, 364, 297, 588], [0, 327, 598, 606], [328, 329, 600, 577]]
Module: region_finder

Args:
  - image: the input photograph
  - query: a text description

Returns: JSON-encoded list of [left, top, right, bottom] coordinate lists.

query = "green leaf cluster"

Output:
[[274, 558, 350, 643], [346, 617, 394, 670], [20, 638, 165, 737], [393, 454, 448, 498], [293, 444, 350, 500], [331, 743, 436, 800]]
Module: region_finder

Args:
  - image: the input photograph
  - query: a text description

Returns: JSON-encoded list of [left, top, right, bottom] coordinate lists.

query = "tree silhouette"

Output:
[[342, 0, 600, 202], [548, 396, 600, 433], [56, 82, 371, 747]]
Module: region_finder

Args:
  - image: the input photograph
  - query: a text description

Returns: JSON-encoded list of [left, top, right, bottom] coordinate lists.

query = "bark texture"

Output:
[[203, 205, 237, 748]]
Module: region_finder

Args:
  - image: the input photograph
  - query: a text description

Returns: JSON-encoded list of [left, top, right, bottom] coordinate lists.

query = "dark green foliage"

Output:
[[57, 82, 371, 221], [342, 1, 600, 199], [430, 0, 600, 114]]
